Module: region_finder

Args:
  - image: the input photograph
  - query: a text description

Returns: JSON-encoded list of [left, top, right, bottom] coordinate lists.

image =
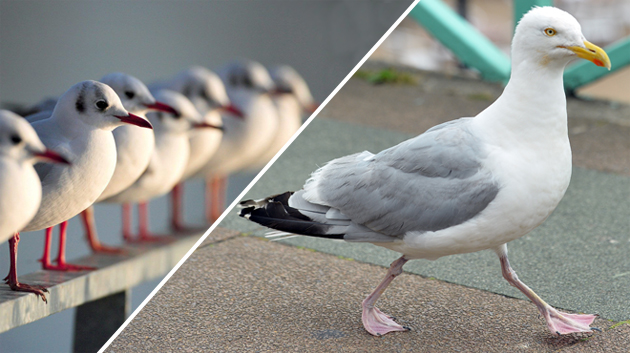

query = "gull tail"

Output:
[[238, 191, 345, 239]]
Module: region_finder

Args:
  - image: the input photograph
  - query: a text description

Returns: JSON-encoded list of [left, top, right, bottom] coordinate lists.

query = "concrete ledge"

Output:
[[0, 230, 203, 333]]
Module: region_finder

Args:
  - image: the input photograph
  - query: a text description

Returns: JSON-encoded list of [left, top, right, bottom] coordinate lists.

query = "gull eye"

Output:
[[10, 134, 22, 145], [95, 100, 109, 111], [544, 28, 556, 36], [124, 91, 135, 99]]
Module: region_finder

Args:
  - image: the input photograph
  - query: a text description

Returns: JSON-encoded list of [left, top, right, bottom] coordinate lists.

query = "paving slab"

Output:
[[107, 234, 628, 352]]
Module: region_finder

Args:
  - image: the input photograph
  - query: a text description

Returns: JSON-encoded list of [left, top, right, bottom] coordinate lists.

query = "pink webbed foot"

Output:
[[362, 303, 410, 336], [544, 306, 597, 335]]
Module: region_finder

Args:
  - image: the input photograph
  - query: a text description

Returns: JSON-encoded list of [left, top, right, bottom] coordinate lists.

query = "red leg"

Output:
[[39, 227, 55, 269], [136, 202, 166, 242], [171, 183, 184, 231], [43, 221, 96, 271], [122, 203, 133, 242], [6, 233, 48, 302], [205, 178, 213, 222], [81, 206, 125, 254], [209, 176, 226, 223]]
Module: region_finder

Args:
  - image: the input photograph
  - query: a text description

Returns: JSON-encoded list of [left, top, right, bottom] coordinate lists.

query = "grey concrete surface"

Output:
[[107, 230, 630, 353]]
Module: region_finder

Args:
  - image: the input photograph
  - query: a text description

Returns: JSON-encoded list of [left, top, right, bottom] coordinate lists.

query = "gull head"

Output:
[[170, 66, 233, 114], [0, 110, 70, 165], [147, 89, 224, 135], [512, 7, 610, 70], [100, 73, 177, 116], [221, 59, 275, 94], [270, 65, 318, 113], [54, 80, 152, 131]]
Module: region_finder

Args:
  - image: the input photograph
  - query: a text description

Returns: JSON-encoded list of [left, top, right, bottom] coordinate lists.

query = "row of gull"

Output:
[[0, 60, 317, 302]]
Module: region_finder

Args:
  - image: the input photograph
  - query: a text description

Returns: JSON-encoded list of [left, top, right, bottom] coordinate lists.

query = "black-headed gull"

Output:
[[79, 73, 177, 253], [240, 7, 611, 336], [22, 80, 152, 271], [151, 66, 241, 231], [0, 110, 69, 301], [103, 89, 222, 241], [199, 60, 279, 222]]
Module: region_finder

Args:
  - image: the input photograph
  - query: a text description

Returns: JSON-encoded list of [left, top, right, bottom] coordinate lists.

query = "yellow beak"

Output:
[[563, 40, 611, 70]]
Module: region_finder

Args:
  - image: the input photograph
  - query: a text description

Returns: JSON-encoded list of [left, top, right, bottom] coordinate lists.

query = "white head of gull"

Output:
[[239, 7, 611, 336]]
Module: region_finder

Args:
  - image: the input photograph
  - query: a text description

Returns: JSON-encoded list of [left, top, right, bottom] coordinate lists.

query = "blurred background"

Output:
[[372, 0, 630, 103], [0, 0, 414, 351]]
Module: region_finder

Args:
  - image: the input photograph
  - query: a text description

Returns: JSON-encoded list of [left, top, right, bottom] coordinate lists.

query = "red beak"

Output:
[[144, 101, 179, 116], [220, 104, 244, 119], [115, 113, 153, 129], [193, 122, 224, 131], [33, 149, 71, 165]]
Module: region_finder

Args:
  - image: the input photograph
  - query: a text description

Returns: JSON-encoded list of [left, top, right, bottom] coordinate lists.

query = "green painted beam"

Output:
[[513, 0, 553, 30], [409, 0, 510, 82], [564, 38, 630, 91]]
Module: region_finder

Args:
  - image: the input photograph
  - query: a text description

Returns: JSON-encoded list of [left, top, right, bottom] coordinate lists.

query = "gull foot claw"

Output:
[[8, 282, 49, 303]]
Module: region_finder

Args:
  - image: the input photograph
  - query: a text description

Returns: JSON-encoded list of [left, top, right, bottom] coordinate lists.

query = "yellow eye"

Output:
[[544, 28, 556, 36]]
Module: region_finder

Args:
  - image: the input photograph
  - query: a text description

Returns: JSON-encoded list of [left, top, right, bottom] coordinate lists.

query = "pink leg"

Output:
[[43, 221, 96, 271], [361, 256, 411, 336], [5, 233, 48, 302], [496, 244, 596, 335], [170, 183, 185, 232], [122, 203, 133, 242], [136, 202, 166, 242], [81, 206, 125, 254]]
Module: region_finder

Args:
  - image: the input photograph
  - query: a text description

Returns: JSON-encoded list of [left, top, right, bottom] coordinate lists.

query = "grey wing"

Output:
[[303, 118, 499, 238], [25, 110, 53, 124]]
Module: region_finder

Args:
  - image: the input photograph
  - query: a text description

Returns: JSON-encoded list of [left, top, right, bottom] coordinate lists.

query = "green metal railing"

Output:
[[410, 0, 630, 91]]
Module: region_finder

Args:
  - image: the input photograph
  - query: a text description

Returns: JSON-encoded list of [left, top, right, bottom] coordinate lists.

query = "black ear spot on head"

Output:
[[76, 95, 85, 113], [243, 75, 253, 88], [124, 91, 135, 99], [10, 134, 22, 145], [182, 84, 192, 98]]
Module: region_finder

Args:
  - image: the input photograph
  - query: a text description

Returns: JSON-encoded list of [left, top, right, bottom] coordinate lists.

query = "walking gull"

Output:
[[240, 7, 611, 336]]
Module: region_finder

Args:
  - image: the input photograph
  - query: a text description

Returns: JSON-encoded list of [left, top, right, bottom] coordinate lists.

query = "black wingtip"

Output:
[[239, 192, 344, 239]]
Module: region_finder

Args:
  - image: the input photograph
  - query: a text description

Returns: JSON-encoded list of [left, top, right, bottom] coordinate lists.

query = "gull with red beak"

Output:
[[151, 66, 240, 231], [104, 89, 223, 241], [240, 7, 611, 337], [79, 73, 178, 253], [21, 80, 152, 271], [0, 110, 69, 301]]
